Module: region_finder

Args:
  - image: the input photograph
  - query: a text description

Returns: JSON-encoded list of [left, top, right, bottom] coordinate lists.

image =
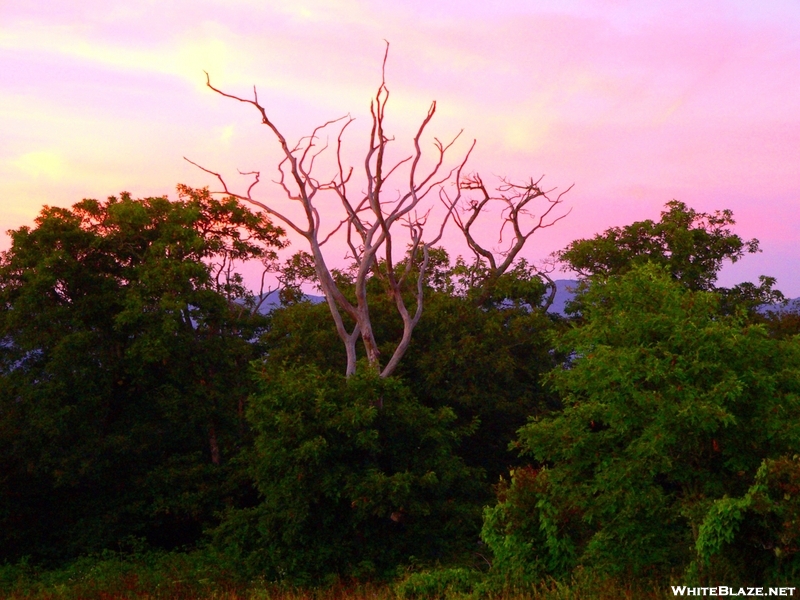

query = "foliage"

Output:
[[558, 200, 759, 292], [393, 567, 484, 599], [393, 565, 674, 600], [6, 183, 795, 594], [694, 455, 800, 584], [0, 187, 284, 562], [399, 299, 559, 480], [0, 551, 675, 600], [483, 264, 800, 582], [558, 200, 786, 318], [0, 548, 401, 599], [481, 467, 578, 586], [211, 365, 485, 583], [258, 251, 563, 481], [0, 546, 239, 600]]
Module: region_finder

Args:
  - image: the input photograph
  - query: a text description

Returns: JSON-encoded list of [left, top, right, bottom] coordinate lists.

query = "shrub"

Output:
[[394, 567, 483, 599], [694, 455, 800, 585], [211, 365, 485, 583], [483, 264, 800, 583]]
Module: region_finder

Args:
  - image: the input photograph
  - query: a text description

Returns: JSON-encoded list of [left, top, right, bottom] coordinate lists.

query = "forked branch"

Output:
[[455, 174, 572, 305], [187, 45, 472, 378]]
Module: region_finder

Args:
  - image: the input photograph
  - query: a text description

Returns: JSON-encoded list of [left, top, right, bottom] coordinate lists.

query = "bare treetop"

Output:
[[186, 44, 570, 379]]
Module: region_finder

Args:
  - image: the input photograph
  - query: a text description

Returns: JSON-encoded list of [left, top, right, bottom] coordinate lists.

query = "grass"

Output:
[[0, 553, 675, 600]]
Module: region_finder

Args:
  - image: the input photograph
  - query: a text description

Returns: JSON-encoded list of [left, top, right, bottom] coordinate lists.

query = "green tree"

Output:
[[0, 186, 284, 562], [212, 365, 484, 583], [558, 200, 784, 315], [558, 200, 759, 291], [258, 251, 564, 482], [483, 264, 800, 583]]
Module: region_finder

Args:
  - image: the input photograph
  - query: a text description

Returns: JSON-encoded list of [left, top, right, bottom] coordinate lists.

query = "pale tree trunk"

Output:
[[186, 44, 570, 384]]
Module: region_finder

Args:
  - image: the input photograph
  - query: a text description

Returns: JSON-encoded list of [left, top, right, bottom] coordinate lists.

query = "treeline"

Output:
[[1, 190, 799, 594]]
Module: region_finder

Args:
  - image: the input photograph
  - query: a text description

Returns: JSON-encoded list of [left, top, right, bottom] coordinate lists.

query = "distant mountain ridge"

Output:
[[548, 279, 580, 315], [252, 290, 323, 314], [253, 283, 581, 315], [253, 281, 798, 317], [759, 296, 800, 314]]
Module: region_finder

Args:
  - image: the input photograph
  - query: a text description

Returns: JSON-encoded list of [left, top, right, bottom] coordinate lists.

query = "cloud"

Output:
[[2, 0, 799, 292], [0, 18, 260, 92], [11, 150, 66, 179], [219, 125, 235, 145]]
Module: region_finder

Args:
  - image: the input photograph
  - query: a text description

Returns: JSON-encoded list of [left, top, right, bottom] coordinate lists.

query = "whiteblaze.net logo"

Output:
[[672, 587, 796, 597]]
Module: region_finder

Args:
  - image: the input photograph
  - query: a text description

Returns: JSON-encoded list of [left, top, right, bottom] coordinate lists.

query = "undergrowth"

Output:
[[1, 552, 674, 600]]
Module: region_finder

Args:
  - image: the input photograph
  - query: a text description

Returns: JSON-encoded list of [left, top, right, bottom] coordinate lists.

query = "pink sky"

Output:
[[2, 0, 799, 295]]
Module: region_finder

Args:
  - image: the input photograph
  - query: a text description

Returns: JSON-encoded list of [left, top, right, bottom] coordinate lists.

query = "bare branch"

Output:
[[319, 217, 351, 246], [190, 45, 568, 382], [454, 173, 572, 304], [183, 157, 309, 237]]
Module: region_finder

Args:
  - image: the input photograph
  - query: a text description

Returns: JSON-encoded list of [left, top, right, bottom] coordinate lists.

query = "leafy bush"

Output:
[[694, 455, 800, 585], [211, 365, 485, 583], [0, 546, 245, 599], [483, 264, 800, 583], [394, 567, 483, 599], [481, 466, 581, 586]]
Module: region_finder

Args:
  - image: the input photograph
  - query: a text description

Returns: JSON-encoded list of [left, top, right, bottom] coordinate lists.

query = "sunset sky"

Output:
[[2, 0, 799, 295]]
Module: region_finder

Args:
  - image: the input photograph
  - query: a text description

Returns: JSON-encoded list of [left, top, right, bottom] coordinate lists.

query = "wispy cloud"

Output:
[[1, 0, 798, 292]]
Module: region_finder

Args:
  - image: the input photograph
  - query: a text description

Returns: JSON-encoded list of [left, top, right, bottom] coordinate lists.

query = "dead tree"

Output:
[[453, 174, 572, 309], [187, 48, 476, 378], [187, 47, 570, 377]]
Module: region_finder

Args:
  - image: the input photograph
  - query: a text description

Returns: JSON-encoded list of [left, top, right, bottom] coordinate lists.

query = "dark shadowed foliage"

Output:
[[0, 187, 284, 563], [211, 365, 485, 583], [257, 250, 565, 483]]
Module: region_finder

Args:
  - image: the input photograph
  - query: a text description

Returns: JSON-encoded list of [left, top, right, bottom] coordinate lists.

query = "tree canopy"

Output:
[[483, 263, 800, 584], [2, 182, 796, 596], [0, 186, 284, 561], [558, 200, 758, 290]]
